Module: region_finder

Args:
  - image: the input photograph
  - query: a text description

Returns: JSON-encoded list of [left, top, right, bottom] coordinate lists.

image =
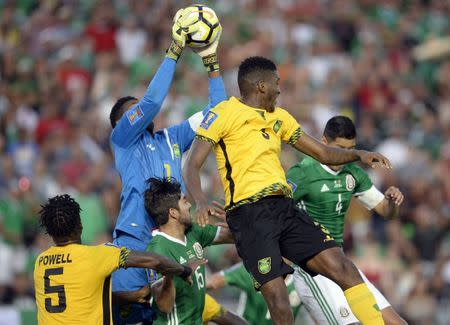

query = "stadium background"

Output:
[[0, 0, 449, 324]]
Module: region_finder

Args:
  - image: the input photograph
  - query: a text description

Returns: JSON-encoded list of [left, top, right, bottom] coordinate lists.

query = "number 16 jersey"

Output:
[[34, 243, 123, 325]]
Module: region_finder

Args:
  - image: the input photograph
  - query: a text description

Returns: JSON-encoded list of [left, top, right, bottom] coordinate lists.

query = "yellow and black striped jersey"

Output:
[[34, 243, 126, 325], [196, 96, 303, 210]]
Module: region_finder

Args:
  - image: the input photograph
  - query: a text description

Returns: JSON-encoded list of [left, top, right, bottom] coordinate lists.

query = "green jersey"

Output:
[[223, 263, 301, 324], [147, 224, 219, 325], [286, 157, 384, 245]]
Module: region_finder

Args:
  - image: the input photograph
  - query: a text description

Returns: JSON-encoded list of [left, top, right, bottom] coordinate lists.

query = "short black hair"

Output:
[[39, 194, 82, 238], [110, 96, 137, 128], [323, 116, 356, 141], [144, 178, 182, 227], [237, 56, 277, 96]]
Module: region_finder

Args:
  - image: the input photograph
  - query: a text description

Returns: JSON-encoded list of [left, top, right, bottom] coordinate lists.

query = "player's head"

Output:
[[238, 56, 280, 112], [110, 96, 155, 133], [39, 194, 83, 244], [322, 116, 356, 170], [144, 178, 192, 229]]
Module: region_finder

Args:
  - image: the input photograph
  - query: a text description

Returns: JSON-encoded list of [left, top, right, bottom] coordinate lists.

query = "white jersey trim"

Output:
[[213, 226, 222, 243], [320, 164, 342, 176], [188, 111, 204, 132], [152, 230, 187, 246], [163, 128, 174, 160], [354, 185, 384, 210]]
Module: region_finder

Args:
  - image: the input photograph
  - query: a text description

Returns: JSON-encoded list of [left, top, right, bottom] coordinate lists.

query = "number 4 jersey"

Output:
[[286, 157, 384, 245], [34, 243, 124, 325], [147, 224, 219, 325]]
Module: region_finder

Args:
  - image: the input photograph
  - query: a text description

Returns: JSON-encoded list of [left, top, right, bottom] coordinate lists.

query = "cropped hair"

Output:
[[109, 96, 137, 128], [323, 116, 356, 141], [237, 56, 277, 95], [144, 178, 182, 227]]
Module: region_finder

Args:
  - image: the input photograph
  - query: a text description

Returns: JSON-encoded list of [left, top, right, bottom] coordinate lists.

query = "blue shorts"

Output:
[[112, 231, 155, 324]]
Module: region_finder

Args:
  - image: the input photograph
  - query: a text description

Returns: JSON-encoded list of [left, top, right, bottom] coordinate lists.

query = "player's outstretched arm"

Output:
[[292, 132, 392, 169], [183, 138, 215, 227], [124, 250, 206, 280], [373, 186, 404, 219], [151, 275, 176, 313], [111, 10, 196, 147]]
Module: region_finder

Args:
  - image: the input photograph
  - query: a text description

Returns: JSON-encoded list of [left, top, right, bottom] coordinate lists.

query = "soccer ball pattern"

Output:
[[185, 5, 221, 48]]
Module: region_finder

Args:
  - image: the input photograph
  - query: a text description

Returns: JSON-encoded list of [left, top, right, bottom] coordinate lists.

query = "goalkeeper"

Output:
[[109, 8, 226, 325]]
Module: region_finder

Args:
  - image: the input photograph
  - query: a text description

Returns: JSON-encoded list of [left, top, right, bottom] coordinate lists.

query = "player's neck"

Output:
[[159, 223, 186, 242], [54, 237, 81, 246], [241, 95, 270, 111]]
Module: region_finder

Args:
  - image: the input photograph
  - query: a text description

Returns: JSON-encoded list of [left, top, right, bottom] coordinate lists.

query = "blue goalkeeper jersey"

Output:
[[111, 57, 226, 243]]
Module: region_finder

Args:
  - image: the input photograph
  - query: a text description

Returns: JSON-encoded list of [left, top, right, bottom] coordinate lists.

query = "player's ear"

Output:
[[321, 135, 328, 145], [168, 208, 179, 220], [256, 80, 266, 93]]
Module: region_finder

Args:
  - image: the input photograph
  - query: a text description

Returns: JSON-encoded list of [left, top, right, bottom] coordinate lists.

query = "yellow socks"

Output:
[[344, 283, 385, 325]]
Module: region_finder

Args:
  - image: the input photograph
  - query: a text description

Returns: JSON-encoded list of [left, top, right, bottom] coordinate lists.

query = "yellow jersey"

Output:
[[202, 293, 223, 324], [34, 243, 126, 325], [196, 96, 303, 210]]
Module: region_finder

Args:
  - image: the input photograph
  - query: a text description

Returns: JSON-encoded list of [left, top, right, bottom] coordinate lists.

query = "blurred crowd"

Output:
[[0, 0, 449, 324]]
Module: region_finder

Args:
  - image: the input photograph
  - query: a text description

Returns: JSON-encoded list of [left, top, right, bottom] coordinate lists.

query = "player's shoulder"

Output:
[[273, 106, 294, 119], [344, 162, 369, 178]]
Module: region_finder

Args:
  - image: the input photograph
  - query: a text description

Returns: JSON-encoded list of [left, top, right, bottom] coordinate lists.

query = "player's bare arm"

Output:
[[212, 226, 234, 244], [112, 285, 151, 306], [206, 272, 226, 290], [183, 138, 218, 227], [151, 275, 176, 313], [293, 132, 393, 169], [373, 186, 404, 219], [125, 250, 206, 280]]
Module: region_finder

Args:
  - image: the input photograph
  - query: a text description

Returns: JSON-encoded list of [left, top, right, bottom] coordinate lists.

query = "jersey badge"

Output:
[[286, 179, 297, 192], [339, 306, 350, 318], [193, 242, 204, 259], [273, 120, 283, 133], [200, 111, 218, 130], [146, 269, 158, 283], [345, 175, 356, 191], [320, 184, 330, 192], [126, 105, 144, 125], [258, 257, 271, 274], [334, 180, 342, 188], [173, 144, 180, 158]]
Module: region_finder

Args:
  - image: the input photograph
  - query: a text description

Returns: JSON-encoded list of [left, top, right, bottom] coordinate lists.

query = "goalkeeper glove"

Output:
[[166, 7, 200, 62], [192, 26, 222, 73]]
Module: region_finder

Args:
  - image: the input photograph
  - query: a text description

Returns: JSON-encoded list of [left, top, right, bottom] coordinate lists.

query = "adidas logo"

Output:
[[179, 257, 187, 264], [321, 184, 330, 192]]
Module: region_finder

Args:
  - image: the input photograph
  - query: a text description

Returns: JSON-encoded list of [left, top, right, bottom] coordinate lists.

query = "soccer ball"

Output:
[[184, 5, 221, 48]]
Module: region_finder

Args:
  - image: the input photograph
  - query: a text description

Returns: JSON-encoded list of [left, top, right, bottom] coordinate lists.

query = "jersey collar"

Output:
[[320, 163, 342, 176], [152, 229, 187, 246]]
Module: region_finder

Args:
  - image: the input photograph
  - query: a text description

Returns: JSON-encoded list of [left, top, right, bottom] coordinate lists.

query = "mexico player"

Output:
[[144, 178, 246, 325], [34, 194, 204, 325], [286, 116, 407, 325], [207, 262, 302, 324]]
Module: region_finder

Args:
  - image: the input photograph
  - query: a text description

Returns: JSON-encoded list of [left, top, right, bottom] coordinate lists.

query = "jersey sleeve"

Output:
[[352, 167, 384, 210], [168, 77, 227, 153], [286, 163, 307, 202], [278, 109, 303, 145], [223, 263, 254, 293], [190, 224, 220, 247], [195, 102, 229, 144], [110, 58, 176, 148], [93, 243, 126, 276]]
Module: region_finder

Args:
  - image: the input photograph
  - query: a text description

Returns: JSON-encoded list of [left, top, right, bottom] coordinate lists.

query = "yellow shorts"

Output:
[[202, 293, 224, 323]]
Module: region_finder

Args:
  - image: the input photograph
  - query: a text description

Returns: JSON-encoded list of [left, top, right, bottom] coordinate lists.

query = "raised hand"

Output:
[[384, 186, 404, 206], [358, 150, 393, 169], [184, 258, 208, 285]]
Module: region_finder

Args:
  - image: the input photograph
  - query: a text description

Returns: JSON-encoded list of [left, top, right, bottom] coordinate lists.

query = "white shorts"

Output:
[[293, 267, 390, 325]]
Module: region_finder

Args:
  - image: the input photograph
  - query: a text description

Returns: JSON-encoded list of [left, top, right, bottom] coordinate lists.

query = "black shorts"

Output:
[[226, 196, 337, 289]]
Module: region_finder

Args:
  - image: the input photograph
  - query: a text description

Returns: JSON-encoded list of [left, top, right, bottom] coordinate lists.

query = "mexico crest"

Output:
[[193, 242, 203, 259], [345, 174, 356, 191]]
